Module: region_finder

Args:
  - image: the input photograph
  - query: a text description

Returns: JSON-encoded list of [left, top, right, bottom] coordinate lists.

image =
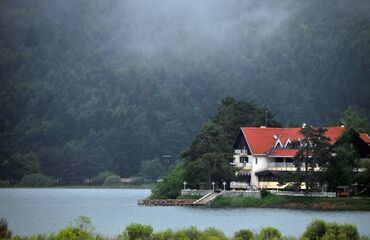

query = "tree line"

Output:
[[1, 1, 370, 183]]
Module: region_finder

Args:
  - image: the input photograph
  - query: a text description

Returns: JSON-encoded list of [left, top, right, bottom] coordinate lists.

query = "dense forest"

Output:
[[1, 1, 370, 181]]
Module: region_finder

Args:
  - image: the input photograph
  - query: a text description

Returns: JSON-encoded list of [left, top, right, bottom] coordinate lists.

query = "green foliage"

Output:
[[0, 218, 12, 240], [302, 220, 327, 240], [140, 159, 166, 183], [0, 152, 40, 182], [103, 175, 122, 186], [260, 189, 269, 198], [54, 227, 92, 240], [211, 195, 370, 210], [121, 223, 153, 240], [233, 229, 254, 240], [326, 145, 358, 191], [303, 220, 359, 240], [257, 227, 282, 240], [19, 173, 53, 187], [151, 229, 174, 240], [342, 107, 369, 134], [151, 162, 185, 199], [179, 97, 281, 192], [174, 226, 203, 240], [203, 227, 228, 240], [1, 1, 370, 184], [53, 216, 96, 240], [358, 161, 370, 188], [280, 127, 331, 192], [92, 171, 116, 185], [3, 218, 369, 240]]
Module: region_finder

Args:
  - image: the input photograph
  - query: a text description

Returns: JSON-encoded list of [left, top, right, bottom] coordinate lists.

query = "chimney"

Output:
[[302, 123, 306, 128]]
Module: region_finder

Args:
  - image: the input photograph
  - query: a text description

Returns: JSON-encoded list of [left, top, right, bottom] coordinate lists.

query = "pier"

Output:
[[138, 191, 222, 206]]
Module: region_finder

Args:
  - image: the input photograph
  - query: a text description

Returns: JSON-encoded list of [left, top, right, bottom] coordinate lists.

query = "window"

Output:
[[240, 157, 248, 163], [255, 158, 258, 164], [275, 157, 284, 163], [285, 158, 293, 163]]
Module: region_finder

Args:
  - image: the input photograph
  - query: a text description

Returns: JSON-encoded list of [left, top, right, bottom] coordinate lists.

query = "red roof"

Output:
[[360, 133, 370, 144], [268, 148, 298, 157], [240, 127, 346, 157]]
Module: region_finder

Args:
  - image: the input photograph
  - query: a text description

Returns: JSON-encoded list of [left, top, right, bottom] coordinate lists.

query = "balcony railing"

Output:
[[267, 162, 320, 171], [268, 162, 295, 168], [234, 149, 248, 155], [231, 162, 252, 169]]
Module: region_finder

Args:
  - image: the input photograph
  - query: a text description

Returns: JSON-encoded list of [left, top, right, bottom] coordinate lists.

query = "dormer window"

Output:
[[285, 138, 292, 148], [274, 139, 283, 148]]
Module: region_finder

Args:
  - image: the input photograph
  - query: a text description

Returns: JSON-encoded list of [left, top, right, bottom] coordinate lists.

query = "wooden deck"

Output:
[[138, 192, 222, 206], [137, 198, 197, 206]]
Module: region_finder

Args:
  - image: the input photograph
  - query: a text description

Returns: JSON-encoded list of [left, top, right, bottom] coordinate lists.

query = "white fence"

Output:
[[230, 181, 250, 189], [268, 190, 336, 198]]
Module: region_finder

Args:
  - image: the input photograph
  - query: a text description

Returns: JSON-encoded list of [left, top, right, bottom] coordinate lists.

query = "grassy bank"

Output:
[[210, 194, 370, 210]]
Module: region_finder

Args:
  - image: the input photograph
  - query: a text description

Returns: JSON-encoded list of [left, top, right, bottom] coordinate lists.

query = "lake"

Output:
[[0, 188, 370, 237]]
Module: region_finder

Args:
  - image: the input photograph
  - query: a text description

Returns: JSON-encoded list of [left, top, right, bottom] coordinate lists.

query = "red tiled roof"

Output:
[[268, 148, 298, 157], [325, 127, 346, 144], [360, 133, 370, 144], [241, 127, 346, 157]]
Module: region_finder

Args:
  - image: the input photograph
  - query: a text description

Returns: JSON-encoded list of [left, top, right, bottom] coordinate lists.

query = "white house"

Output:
[[231, 126, 370, 190]]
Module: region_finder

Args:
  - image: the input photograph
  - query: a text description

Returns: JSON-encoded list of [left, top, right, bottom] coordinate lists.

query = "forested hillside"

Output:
[[0, 0, 369, 181]]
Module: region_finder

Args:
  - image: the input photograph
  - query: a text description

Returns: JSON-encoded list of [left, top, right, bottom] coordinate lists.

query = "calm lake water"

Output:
[[0, 188, 370, 237]]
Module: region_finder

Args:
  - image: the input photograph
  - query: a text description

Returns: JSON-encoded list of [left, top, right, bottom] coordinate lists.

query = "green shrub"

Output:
[[151, 229, 174, 240], [0, 218, 12, 239], [203, 227, 228, 240], [92, 171, 115, 185], [233, 229, 254, 240], [260, 189, 269, 198], [302, 219, 327, 240], [54, 227, 92, 240], [103, 175, 121, 186], [174, 226, 203, 240], [12, 234, 48, 240], [338, 224, 359, 240], [20, 173, 53, 187], [0, 180, 11, 187], [122, 223, 153, 240], [303, 220, 359, 240], [53, 216, 96, 240], [257, 227, 282, 240], [321, 223, 359, 240]]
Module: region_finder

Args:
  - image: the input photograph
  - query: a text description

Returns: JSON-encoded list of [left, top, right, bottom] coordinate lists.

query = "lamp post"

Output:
[[223, 181, 226, 191], [212, 181, 215, 191], [183, 181, 187, 190]]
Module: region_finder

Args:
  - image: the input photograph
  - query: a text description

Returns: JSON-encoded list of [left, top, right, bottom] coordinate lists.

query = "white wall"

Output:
[[250, 156, 271, 187]]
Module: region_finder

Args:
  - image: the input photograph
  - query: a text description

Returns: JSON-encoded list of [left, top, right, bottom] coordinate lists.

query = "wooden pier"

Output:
[[137, 198, 196, 206], [138, 192, 222, 206]]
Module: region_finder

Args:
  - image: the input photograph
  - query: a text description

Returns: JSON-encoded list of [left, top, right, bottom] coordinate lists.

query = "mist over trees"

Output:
[[0, 0, 369, 181]]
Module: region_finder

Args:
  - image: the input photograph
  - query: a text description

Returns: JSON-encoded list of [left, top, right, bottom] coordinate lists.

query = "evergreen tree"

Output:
[[282, 127, 331, 191]]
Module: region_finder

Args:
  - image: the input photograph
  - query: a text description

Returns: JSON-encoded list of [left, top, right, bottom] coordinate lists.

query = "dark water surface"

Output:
[[0, 188, 369, 237]]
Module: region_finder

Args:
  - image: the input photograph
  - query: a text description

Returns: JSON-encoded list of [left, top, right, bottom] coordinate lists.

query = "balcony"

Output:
[[268, 162, 295, 169], [231, 161, 252, 169], [234, 149, 248, 156], [267, 162, 320, 171]]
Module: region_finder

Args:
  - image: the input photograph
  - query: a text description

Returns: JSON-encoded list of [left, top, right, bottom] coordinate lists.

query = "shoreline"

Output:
[[0, 184, 154, 189], [208, 194, 370, 211]]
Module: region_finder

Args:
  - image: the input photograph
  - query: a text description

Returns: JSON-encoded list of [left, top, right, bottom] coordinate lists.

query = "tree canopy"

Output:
[[1, 1, 369, 182]]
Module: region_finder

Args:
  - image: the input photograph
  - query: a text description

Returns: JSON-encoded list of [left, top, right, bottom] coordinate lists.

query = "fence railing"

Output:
[[268, 162, 295, 168], [268, 190, 336, 198], [234, 149, 248, 155], [267, 162, 320, 170]]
